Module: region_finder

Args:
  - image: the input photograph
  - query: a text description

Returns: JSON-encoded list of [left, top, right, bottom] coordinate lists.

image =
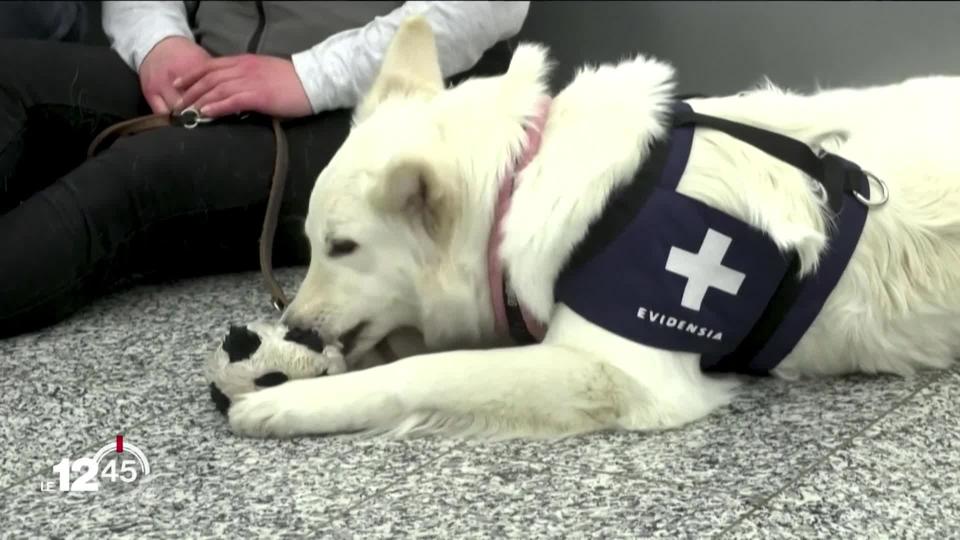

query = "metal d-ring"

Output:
[[854, 170, 889, 207], [177, 106, 213, 129]]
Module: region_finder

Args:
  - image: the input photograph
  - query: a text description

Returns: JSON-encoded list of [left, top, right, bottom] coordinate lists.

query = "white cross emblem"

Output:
[[665, 229, 745, 311]]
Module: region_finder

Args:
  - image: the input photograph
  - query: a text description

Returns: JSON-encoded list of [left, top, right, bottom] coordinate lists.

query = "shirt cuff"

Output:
[[291, 48, 345, 114], [131, 29, 196, 73]]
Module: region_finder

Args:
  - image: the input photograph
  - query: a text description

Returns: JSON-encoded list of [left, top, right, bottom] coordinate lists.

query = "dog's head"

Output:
[[281, 16, 552, 358]]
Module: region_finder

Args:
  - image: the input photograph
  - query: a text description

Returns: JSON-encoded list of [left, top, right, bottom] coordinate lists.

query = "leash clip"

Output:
[[174, 106, 214, 129]]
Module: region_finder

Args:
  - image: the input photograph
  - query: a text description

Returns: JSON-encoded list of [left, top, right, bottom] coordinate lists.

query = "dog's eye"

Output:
[[328, 239, 358, 257]]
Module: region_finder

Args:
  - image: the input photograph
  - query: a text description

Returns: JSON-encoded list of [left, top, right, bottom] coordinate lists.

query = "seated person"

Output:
[[0, 1, 530, 338]]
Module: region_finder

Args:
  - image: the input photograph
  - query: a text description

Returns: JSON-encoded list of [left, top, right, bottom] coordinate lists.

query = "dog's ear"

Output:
[[355, 16, 444, 121], [372, 156, 456, 244]]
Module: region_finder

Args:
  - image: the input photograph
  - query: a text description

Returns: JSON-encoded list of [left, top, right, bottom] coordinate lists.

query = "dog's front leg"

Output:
[[227, 343, 638, 440]]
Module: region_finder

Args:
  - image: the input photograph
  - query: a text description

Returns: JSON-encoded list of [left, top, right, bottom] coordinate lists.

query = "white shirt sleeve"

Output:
[[102, 1, 195, 73], [291, 1, 531, 114]]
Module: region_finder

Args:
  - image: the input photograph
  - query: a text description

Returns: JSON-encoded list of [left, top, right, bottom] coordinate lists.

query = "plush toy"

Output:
[[205, 321, 346, 415]]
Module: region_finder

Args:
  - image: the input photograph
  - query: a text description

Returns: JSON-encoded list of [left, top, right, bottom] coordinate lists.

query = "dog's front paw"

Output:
[[227, 375, 379, 439], [228, 385, 314, 439]]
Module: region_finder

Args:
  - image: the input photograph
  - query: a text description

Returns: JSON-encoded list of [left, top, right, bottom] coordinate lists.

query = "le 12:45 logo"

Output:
[[41, 435, 151, 493]]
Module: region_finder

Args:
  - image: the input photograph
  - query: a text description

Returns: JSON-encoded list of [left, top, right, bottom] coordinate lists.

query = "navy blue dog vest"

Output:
[[508, 101, 873, 375]]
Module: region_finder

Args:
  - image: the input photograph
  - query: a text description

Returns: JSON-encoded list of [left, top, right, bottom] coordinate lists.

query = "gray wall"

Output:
[[80, 1, 960, 94], [518, 1, 960, 95]]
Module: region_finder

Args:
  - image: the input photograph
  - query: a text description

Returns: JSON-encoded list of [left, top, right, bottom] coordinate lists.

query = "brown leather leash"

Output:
[[87, 107, 291, 312]]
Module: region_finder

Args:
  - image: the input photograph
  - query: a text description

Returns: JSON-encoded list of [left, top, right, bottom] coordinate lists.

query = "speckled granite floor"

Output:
[[1, 268, 958, 539]]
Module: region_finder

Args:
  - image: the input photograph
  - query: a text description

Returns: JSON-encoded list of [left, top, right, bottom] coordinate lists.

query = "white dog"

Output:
[[228, 17, 960, 440]]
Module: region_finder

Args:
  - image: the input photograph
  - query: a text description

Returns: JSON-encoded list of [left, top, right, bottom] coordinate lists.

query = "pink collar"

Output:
[[487, 98, 552, 342]]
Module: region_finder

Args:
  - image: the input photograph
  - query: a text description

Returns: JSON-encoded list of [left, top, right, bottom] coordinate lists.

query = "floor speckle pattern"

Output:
[[1, 269, 957, 538]]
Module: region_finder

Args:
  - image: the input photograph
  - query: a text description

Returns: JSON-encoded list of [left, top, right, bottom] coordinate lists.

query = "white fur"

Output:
[[229, 18, 960, 440]]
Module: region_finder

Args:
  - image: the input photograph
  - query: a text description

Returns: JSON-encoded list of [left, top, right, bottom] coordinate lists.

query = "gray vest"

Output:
[[185, 1, 404, 57]]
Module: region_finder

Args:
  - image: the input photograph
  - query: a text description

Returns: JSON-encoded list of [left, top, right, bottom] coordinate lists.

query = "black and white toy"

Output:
[[206, 321, 346, 415]]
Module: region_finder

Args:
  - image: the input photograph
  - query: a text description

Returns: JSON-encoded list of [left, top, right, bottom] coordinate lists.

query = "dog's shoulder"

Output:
[[499, 54, 680, 322]]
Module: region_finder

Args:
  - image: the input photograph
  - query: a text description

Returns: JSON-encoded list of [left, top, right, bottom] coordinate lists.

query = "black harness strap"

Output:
[[672, 107, 850, 214]]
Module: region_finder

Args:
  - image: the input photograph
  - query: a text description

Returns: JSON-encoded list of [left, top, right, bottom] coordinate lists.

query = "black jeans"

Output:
[[0, 38, 512, 339], [0, 1, 87, 41]]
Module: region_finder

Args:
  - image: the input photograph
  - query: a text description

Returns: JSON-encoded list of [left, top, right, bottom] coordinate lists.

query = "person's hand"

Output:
[[138, 36, 212, 114], [173, 54, 314, 119]]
